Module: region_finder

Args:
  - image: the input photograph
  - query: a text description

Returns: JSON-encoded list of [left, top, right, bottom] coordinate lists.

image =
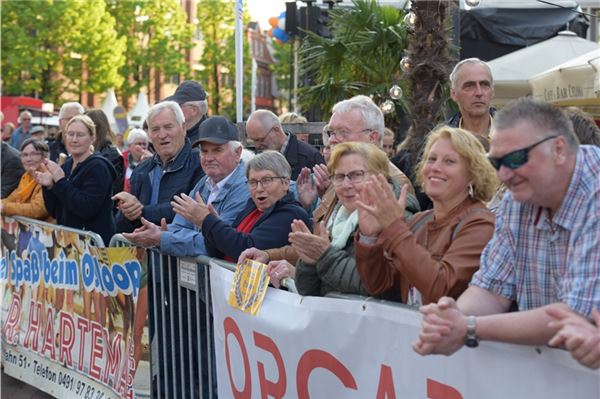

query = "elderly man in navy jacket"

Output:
[[245, 109, 323, 180], [113, 101, 204, 233]]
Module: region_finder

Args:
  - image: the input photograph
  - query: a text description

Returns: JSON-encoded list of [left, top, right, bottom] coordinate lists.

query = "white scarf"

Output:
[[330, 205, 358, 249]]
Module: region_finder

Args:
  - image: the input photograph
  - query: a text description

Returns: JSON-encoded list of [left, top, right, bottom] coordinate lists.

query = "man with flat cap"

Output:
[[113, 101, 204, 233], [123, 115, 249, 257], [164, 80, 209, 144]]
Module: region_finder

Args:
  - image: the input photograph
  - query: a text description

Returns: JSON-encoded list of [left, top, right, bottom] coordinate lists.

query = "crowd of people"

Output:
[[2, 58, 600, 373]]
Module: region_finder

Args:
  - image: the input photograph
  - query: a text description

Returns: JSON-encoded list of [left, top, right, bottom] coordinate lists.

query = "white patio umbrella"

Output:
[[100, 89, 119, 132], [529, 49, 600, 106], [487, 31, 598, 106], [128, 91, 149, 128]]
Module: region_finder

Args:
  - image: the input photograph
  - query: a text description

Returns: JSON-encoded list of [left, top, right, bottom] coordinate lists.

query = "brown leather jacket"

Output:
[[355, 198, 495, 305], [265, 161, 418, 264]]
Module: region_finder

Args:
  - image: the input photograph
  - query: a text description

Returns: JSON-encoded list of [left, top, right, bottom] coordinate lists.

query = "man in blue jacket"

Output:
[[113, 101, 204, 233], [122, 115, 249, 257]]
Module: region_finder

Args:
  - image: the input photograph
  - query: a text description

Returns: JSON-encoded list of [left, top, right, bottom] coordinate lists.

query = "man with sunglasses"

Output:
[[414, 98, 600, 358], [245, 109, 323, 180]]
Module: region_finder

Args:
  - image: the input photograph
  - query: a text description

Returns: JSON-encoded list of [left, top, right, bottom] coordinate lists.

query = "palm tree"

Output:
[[299, 0, 410, 127], [401, 0, 455, 167]]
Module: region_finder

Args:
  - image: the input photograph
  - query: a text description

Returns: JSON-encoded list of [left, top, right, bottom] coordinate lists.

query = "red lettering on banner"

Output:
[[24, 300, 42, 351], [40, 307, 56, 360], [253, 331, 286, 399], [224, 317, 252, 399], [3, 293, 21, 345], [102, 327, 123, 385], [58, 311, 75, 367], [376, 365, 396, 399], [89, 321, 103, 380], [76, 317, 90, 372], [296, 349, 358, 398], [427, 378, 463, 399]]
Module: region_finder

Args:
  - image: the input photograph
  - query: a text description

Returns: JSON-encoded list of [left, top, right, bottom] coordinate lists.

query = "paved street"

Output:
[[1, 370, 54, 399]]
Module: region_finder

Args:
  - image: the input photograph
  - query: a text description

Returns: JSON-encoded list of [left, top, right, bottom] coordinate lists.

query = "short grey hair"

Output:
[[450, 58, 494, 89], [59, 102, 84, 119], [246, 150, 291, 179], [19, 110, 33, 119], [126, 128, 148, 146], [147, 101, 185, 127], [494, 98, 579, 151], [248, 109, 282, 131], [331, 95, 384, 145], [228, 140, 243, 152], [183, 100, 209, 117]]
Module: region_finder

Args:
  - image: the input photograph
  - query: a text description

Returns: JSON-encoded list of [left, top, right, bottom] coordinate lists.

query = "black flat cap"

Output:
[[165, 80, 207, 104], [193, 116, 239, 146]]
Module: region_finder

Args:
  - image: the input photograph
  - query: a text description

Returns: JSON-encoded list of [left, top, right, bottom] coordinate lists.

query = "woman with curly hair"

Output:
[[355, 126, 499, 305]]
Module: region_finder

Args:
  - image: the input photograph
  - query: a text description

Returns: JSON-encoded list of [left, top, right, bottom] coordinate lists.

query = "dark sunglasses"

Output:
[[488, 135, 558, 171]]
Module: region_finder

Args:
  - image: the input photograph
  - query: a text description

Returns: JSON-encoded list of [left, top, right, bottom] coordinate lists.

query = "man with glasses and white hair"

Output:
[[246, 109, 323, 180], [414, 98, 600, 357]]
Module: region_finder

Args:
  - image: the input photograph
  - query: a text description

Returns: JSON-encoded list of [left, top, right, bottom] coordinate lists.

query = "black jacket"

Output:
[[283, 133, 325, 180], [203, 191, 312, 260], [48, 134, 68, 162], [1, 142, 24, 198], [115, 139, 204, 233], [97, 140, 125, 195], [42, 154, 116, 246]]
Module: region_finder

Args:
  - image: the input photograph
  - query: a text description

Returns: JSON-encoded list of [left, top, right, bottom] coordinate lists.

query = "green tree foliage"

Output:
[[1, 0, 125, 104], [106, 0, 194, 106], [299, 0, 410, 122], [196, 0, 251, 118]]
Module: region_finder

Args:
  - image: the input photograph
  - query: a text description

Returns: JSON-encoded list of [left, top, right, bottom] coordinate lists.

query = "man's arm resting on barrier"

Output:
[[414, 286, 571, 355]]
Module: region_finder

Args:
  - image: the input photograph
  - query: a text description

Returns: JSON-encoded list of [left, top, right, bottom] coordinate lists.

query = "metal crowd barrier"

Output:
[[10, 216, 105, 248], [109, 234, 234, 399], [108, 233, 403, 399]]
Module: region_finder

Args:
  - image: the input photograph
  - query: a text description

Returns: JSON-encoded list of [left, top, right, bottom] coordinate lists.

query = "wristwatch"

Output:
[[465, 315, 479, 348]]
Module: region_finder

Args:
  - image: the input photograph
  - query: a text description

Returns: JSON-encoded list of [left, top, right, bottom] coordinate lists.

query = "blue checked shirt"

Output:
[[471, 145, 600, 317]]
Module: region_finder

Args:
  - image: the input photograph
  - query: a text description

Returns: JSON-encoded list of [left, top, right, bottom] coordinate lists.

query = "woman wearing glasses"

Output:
[[281, 142, 408, 296], [1, 138, 53, 221], [354, 126, 498, 306], [35, 115, 116, 245], [172, 150, 310, 262]]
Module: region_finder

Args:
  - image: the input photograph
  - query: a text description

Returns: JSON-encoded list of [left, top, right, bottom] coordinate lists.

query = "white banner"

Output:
[[210, 265, 600, 399]]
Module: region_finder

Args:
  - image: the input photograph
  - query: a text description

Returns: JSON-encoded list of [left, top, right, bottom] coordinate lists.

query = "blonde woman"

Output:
[[36, 115, 116, 245], [355, 126, 499, 305]]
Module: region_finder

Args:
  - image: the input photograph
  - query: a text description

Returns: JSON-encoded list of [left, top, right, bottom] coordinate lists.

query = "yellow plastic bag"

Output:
[[228, 259, 270, 315]]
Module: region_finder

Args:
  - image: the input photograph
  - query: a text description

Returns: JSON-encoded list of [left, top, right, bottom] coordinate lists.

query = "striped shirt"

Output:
[[471, 145, 600, 316]]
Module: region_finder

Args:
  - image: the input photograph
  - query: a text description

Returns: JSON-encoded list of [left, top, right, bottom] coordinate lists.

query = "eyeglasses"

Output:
[[325, 128, 372, 140], [252, 127, 275, 144], [20, 151, 43, 159], [330, 170, 367, 186], [247, 176, 286, 189], [65, 131, 90, 139], [488, 135, 558, 171]]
